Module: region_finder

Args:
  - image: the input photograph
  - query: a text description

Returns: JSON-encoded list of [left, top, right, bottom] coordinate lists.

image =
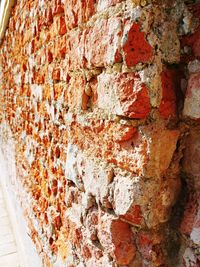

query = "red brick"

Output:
[[36, 17, 43, 34], [53, 0, 64, 15], [64, 200, 116, 266], [180, 192, 200, 245], [193, 34, 200, 59], [32, 68, 45, 84], [68, 117, 180, 177], [68, 118, 144, 174], [52, 68, 61, 81], [137, 232, 153, 261], [8, 17, 16, 32], [45, 7, 53, 26], [181, 4, 200, 62], [67, 75, 89, 110], [77, 232, 114, 266], [181, 26, 200, 63], [122, 205, 143, 225], [159, 70, 177, 119], [58, 16, 67, 35], [98, 212, 136, 265], [30, 39, 35, 54], [49, 16, 62, 39], [97, 72, 150, 118], [67, 30, 86, 70], [53, 36, 67, 60], [53, 83, 64, 101], [183, 72, 200, 119], [46, 49, 53, 64], [188, 3, 200, 19], [111, 124, 137, 142], [64, 0, 96, 30], [136, 230, 164, 265], [122, 22, 153, 67], [58, 38, 67, 59], [85, 209, 98, 241], [85, 17, 122, 68]]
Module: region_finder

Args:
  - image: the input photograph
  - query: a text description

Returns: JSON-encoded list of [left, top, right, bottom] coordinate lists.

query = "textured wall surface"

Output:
[[0, 0, 199, 266]]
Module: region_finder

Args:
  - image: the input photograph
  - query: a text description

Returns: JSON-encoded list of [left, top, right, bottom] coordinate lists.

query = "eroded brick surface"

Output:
[[97, 72, 150, 118], [0, 0, 199, 267]]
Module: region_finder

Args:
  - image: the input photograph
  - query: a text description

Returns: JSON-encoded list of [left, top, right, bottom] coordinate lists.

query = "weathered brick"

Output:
[[64, 195, 117, 266], [85, 208, 98, 241], [45, 7, 53, 26], [67, 30, 86, 70], [46, 49, 53, 64], [64, 0, 96, 30], [97, 72, 150, 119], [32, 65, 43, 84], [53, 83, 64, 101], [52, 68, 61, 81], [0, 0, 192, 266], [183, 72, 200, 120], [68, 116, 180, 178], [113, 173, 180, 227], [122, 22, 153, 67], [181, 4, 200, 62], [159, 70, 177, 119], [180, 192, 200, 246], [112, 174, 144, 226], [58, 16, 67, 35], [49, 16, 62, 39], [65, 143, 113, 205], [97, 0, 123, 12], [67, 75, 89, 110], [53, 0, 64, 15], [98, 212, 136, 265], [85, 17, 122, 68], [181, 26, 200, 63], [136, 230, 165, 264], [193, 31, 200, 59], [54, 35, 67, 60]]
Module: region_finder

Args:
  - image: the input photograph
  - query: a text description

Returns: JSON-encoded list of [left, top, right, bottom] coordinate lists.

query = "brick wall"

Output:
[[0, 0, 199, 266], [179, 4, 200, 266]]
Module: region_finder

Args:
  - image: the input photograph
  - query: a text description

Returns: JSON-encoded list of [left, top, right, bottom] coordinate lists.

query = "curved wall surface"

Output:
[[0, 0, 199, 266]]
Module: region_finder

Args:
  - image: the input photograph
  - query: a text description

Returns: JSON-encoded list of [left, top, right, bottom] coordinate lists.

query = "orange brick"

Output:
[[64, 0, 96, 30], [85, 17, 122, 67], [97, 72, 150, 119], [68, 116, 180, 177]]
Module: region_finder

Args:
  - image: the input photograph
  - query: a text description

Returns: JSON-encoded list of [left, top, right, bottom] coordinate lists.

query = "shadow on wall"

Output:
[[0, 122, 42, 267]]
